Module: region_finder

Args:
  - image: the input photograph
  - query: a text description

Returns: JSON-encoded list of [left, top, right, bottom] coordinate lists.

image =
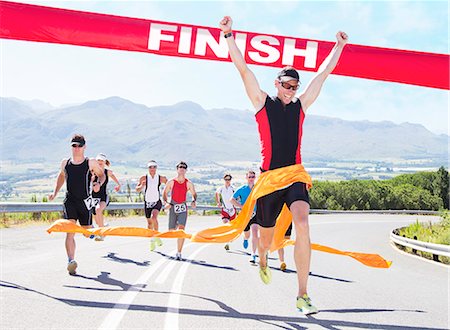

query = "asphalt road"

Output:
[[1, 214, 448, 330]]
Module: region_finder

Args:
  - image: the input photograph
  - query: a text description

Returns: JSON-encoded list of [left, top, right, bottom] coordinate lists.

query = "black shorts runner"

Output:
[[63, 197, 92, 226], [144, 200, 163, 218], [92, 195, 109, 215], [244, 214, 258, 232], [285, 223, 293, 237], [256, 182, 309, 228]]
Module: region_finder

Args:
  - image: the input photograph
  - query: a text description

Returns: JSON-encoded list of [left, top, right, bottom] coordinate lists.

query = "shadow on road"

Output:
[[103, 252, 150, 267], [1, 280, 438, 330], [67, 272, 145, 291], [154, 251, 238, 271]]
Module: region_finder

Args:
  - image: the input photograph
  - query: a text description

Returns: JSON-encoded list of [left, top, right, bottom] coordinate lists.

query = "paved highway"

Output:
[[1, 214, 448, 329]]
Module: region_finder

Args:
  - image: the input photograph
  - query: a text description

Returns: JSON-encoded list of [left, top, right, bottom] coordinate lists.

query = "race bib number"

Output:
[[174, 203, 187, 214], [146, 201, 157, 209], [224, 207, 236, 217], [84, 196, 100, 210]]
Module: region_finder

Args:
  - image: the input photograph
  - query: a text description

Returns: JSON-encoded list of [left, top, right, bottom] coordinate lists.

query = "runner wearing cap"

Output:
[[230, 170, 259, 263], [49, 134, 105, 275], [215, 173, 235, 250], [91, 153, 121, 241], [220, 16, 348, 314], [136, 160, 167, 251], [162, 161, 197, 260]]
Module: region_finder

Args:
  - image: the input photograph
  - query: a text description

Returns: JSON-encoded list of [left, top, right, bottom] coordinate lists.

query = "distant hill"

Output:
[[1, 96, 448, 164]]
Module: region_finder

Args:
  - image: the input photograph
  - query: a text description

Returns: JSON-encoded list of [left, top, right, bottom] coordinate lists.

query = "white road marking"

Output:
[[98, 244, 193, 330], [155, 258, 179, 284], [164, 244, 209, 330]]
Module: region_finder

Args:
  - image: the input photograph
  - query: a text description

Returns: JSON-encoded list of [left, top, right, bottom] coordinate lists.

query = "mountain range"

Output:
[[1, 96, 448, 165]]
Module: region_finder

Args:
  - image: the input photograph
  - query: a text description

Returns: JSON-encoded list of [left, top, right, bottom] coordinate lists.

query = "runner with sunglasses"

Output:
[[215, 173, 236, 250], [162, 161, 197, 260], [48, 134, 105, 275], [220, 16, 348, 314], [136, 160, 168, 251], [230, 170, 259, 264]]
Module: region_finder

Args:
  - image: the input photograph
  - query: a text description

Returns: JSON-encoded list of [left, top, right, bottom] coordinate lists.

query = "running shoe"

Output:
[[95, 235, 104, 241], [67, 260, 77, 275], [176, 252, 182, 260], [83, 233, 95, 239], [296, 294, 318, 315], [250, 254, 257, 264], [259, 266, 272, 284], [224, 244, 230, 251], [280, 262, 287, 271], [243, 239, 249, 249], [150, 239, 156, 251], [155, 237, 163, 247]]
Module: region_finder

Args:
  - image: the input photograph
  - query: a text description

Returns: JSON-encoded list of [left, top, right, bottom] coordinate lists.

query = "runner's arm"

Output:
[[215, 191, 222, 207], [48, 159, 67, 200], [230, 197, 242, 209], [188, 181, 197, 208], [162, 180, 174, 204], [160, 175, 168, 184], [299, 31, 348, 111], [89, 159, 104, 192], [135, 175, 146, 192], [220, 16, 266, 111], [108, 170, 121, 192]]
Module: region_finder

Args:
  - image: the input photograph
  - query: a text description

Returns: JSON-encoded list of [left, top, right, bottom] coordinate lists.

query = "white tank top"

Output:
[[216, 185, 235, 209], [144, 174, 160, 203]]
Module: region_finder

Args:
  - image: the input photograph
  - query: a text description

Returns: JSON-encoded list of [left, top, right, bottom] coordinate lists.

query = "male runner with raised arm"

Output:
[[220, 16, 348, 314]]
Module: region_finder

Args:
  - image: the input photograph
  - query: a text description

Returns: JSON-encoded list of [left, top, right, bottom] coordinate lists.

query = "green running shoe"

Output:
[[150, 239, 156, 251], [259, 266, 272, 284], [155, 237, 163, 246], [296, 294, 318, 315]]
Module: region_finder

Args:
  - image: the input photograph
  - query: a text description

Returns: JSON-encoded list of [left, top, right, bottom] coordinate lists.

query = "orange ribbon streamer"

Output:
[[47, 164, 391, 268]]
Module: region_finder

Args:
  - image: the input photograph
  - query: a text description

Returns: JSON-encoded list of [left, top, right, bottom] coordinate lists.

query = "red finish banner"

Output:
[[1, 1, 448, 90]]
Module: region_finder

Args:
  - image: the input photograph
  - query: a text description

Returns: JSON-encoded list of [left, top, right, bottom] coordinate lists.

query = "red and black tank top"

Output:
[[255, 95, 305, 171]]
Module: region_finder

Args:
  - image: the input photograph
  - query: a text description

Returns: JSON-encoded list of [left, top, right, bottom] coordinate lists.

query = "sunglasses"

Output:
[[71, 144, 83, 148], [248, 176, 256, 179], [279, 81, 300, 91], [178, 166, 187, 169], [224, 178, 231, 181], [148, 166, 157, 169]]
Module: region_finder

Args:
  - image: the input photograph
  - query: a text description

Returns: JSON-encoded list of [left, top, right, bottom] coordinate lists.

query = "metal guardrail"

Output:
[[0, 202, 219, 213], [390, 230, 450, 258], [0, 202, 441, 215]]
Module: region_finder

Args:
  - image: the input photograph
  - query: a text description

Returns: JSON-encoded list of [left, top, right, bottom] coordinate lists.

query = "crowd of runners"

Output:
[[49, 16, 349, 315]]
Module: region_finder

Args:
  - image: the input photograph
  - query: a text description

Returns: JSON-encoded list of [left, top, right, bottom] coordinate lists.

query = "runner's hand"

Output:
[[191, 201, 196, 209], [217, 202, 222, 208], [164, 202, 171, 210], [114, 185, 121, 192], [48, 193, 56, 201], [336, 31, 348, 45], [219, 16, 232, 32]]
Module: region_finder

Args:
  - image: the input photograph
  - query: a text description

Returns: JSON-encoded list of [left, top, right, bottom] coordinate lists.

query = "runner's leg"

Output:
[[290, 200, 311, 297]]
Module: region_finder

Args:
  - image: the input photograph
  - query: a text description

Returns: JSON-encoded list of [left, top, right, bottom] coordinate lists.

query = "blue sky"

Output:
[[1, 0, 448, 134]]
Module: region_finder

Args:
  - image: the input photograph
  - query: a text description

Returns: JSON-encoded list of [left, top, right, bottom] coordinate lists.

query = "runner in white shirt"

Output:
[[136, 160, 167, 251], [215, 173, 236, 250]]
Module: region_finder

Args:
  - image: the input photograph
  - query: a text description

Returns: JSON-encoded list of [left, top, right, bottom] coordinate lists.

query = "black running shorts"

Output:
[[144, 200, 163, 218], [244, 214, 258, 232], [256, 182, 309, 228], [63, 197, 92, 226]]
